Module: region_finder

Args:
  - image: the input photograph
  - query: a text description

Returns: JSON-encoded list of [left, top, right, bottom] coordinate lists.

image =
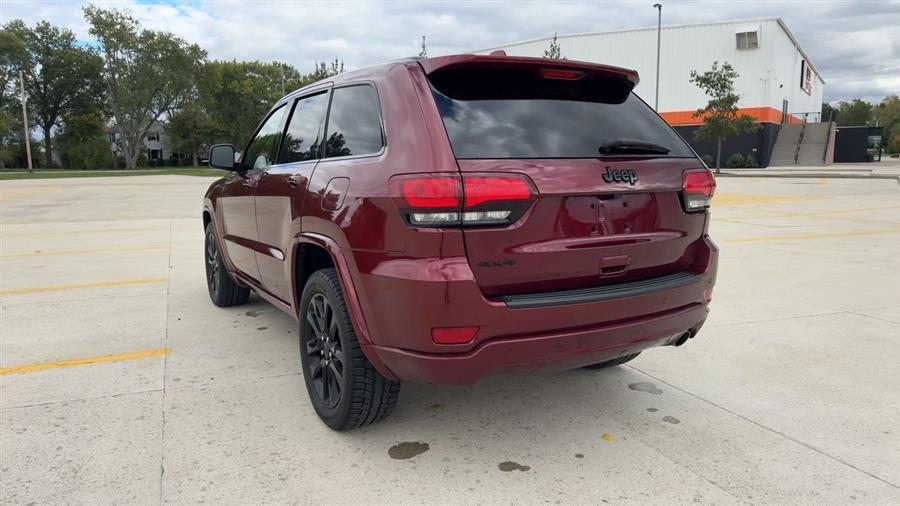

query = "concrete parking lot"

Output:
[[1, 173, 898, 504]]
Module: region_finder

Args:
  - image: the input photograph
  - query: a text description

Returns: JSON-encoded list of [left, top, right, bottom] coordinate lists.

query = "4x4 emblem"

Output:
[[602, 167, 638, 185]]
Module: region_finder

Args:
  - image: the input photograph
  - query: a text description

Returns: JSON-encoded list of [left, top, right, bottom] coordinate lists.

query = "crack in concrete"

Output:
[[158, 223, 173, 506], [0, 387, 164, 411]]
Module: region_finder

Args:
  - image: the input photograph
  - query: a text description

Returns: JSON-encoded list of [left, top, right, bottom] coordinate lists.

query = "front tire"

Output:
[[583, 352, 641, 369], [299, 268, 400, 430], [205, 222, 250, 307]]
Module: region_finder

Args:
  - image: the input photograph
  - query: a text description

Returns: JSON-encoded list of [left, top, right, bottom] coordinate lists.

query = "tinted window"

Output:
[[323, 85, 384, 158], [430, 68, 694, 159], [280, 92, 330, 163], [242, 105, 286, 170]]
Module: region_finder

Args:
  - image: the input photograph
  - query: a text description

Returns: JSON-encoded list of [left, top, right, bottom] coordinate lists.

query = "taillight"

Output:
[[401, 177, 460, 208], [464, 177, 532, 207], [393, 173, 536, 227], [682, 169, 716, 212]]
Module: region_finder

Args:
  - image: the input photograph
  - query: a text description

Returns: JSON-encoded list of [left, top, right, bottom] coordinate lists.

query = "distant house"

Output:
[[106, 122, 183, 163]]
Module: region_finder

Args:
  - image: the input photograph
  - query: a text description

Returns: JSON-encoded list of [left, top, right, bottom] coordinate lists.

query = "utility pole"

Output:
[[653, 3, 662, 112], [19, 70, 33, 173]]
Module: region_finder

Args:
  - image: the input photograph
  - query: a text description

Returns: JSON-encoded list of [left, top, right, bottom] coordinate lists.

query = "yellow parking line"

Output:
[[713, 193, 829, 207], [732, 205, 900, 220], [725, 228, 900, 244], [0, 277, 167, 295], [817, 177, 829, 184], [0, 245, 168, 259], [0, 348, 170, 375], [0, 186, 64, 203]]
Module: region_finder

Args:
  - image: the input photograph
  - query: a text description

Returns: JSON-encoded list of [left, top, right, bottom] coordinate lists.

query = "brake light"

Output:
[[401, 177, 460, 208], [392, 173, 535, 227], [541, 68, 584, 80], [464, 177, 532, 207], [682, 169, 716, 212]]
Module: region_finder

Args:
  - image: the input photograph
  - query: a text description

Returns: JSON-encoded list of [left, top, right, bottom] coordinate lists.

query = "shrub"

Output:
[[701, 154, 714, 167], [57, 113, 113, 170], [744, 154, 758, 168], [726, 153, 745, 168]]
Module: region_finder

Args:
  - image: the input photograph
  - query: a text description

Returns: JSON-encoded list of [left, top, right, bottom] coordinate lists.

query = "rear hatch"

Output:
[[422, 56, 712, 297]]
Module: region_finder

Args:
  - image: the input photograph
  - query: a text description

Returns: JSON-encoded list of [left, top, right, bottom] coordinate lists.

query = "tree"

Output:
[[56, 112, 112, 170], [0, 28, 26, 103], [307, 58, 345, 83], [689, 61, 758, 172], [418, 35, 427, 58], [83, 4, 206, 169], [874, 94, 900, 153], [543, 32, 564, 59], [200, 60, 294, 149], [166, 58, 344, 159], [3, 20, 104, 167], [0, 107, 22, 168], [821, 102, 836, 123], [835, 98, 873, 126], [0, 27, 27, 168], [165, 105, 215, 166]]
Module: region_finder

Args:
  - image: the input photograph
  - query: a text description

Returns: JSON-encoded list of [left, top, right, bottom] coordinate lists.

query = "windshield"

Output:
[[429, 67, 695, 159]]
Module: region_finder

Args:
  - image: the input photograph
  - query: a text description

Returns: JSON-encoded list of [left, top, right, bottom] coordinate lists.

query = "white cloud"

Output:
[[2, 0, 897, 103]]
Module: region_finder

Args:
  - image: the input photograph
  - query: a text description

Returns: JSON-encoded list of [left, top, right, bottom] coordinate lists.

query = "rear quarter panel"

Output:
[[301, 62, 466, 345]]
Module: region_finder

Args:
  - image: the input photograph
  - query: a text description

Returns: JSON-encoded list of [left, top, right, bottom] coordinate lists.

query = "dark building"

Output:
[[833, 126, 883, 163]]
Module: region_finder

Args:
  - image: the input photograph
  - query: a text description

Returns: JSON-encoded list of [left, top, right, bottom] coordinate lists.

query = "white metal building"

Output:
[[476, 17, 824, 123], [475, 18, 826, 166]]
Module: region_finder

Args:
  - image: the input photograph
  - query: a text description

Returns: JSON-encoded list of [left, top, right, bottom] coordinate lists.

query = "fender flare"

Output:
[[202, 204, 243, 282], [293, 232, 399, 381]]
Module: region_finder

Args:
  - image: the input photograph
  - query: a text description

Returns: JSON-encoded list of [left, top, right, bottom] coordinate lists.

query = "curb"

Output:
[[716, 172, 900, 184]]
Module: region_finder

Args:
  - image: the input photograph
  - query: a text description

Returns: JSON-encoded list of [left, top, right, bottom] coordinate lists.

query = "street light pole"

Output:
[[653, 3, 662, 112], [19, 70, 33, 173]]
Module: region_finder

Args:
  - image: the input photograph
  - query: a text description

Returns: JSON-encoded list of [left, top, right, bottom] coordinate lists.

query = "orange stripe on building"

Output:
[[660, 106, 802, 126]]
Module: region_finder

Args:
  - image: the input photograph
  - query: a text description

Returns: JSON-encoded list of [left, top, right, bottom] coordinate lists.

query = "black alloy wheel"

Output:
[[297, 268, 400, 430], [204, 222, 251, 307], [205, 230, 220, 294], [303, 293, 346, 409]]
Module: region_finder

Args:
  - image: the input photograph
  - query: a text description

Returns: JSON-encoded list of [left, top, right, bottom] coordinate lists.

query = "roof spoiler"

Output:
[[418, 54, 640, 87]]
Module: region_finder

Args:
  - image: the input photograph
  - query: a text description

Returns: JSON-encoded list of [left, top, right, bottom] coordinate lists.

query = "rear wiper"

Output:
[[599, 138, 670, 155]]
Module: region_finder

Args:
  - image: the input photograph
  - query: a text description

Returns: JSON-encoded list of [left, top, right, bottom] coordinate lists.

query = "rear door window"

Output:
[[429, 67, 694, 159], [280, 91, 330, 163], [323, 85, 384, 158]]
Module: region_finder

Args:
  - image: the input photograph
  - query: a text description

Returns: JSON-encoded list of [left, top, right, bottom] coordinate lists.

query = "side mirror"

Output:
[[209, 144, 237, 170]]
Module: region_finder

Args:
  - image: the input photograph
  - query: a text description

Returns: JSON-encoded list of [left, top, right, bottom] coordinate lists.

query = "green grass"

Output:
[[0, 167, 228, 180]]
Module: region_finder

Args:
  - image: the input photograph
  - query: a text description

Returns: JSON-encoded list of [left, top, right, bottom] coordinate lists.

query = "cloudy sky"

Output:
[[2, 0, 897, 103]]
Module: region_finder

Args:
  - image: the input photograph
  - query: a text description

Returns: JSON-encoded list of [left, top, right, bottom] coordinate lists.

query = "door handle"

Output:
[[287, 175, 302, 188], [242, 179, 257, 188]]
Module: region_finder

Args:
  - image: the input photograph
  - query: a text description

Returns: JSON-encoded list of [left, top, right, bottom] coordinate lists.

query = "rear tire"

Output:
[[299, 268, 400, 430], [205, 222, 250, 307], [583, 352, 641, 369]]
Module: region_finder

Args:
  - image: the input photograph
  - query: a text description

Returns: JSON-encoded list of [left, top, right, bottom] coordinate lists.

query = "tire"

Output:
[[299, 268, 401, 430], [583, 352, 641, 369], [204, 222, 251, 307]]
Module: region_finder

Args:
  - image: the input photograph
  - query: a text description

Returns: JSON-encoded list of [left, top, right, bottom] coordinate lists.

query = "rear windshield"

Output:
[[429, 67, 695, 159]]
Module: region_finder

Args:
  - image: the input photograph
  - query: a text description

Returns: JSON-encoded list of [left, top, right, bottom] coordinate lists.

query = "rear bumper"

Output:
[[367, 303, 707, 385], [352, 235, 717, 384]]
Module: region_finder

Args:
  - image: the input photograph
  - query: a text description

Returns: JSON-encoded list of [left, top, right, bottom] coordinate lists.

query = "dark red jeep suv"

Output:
[[203, 53, 718, 430]]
